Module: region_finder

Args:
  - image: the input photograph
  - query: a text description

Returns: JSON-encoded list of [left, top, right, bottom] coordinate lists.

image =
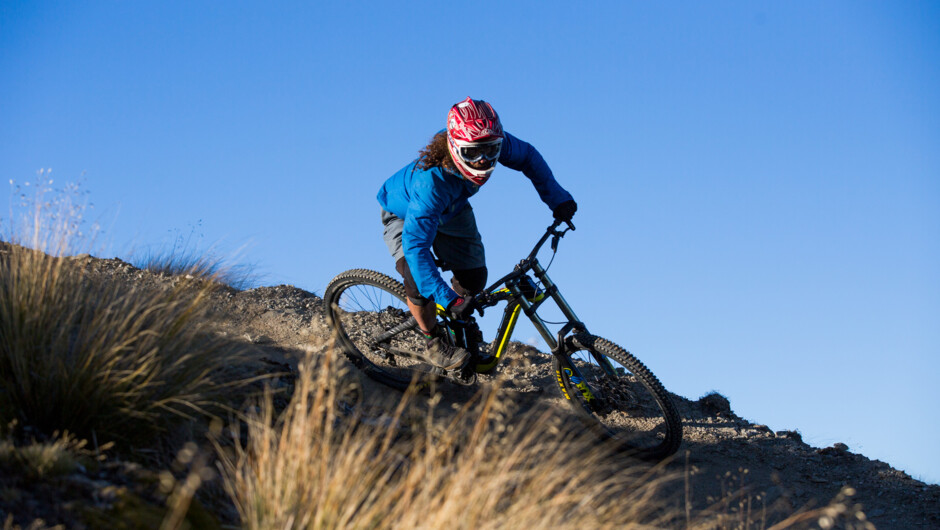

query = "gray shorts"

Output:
[[381, 206, 485, 271]]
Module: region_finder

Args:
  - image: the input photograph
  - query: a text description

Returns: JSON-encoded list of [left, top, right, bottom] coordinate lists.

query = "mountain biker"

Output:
[[377, 97, 577, 370]]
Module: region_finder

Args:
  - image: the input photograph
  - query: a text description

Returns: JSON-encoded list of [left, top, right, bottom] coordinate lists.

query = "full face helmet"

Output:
[[446, 97, 504, 185]]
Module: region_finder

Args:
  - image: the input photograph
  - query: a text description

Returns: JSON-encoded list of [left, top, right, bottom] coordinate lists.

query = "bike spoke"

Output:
[[328, 276, 428, 383]]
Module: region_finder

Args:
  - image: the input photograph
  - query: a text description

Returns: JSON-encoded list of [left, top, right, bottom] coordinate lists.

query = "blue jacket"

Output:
[[377, 131, 573, 308]]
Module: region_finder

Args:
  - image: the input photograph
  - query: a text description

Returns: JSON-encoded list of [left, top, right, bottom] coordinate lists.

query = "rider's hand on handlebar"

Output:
[[447, 296, 475, 321], [552, 200, 577, 223]]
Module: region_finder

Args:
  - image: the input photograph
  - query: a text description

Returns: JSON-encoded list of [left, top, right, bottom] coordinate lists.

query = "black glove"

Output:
[[553, 200, 578, 222], [447, 296, 475, 321]]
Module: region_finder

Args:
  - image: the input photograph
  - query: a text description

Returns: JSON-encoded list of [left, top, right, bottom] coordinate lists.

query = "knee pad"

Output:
[[451, 267, 488, 297], [395, 257, 430, 306]]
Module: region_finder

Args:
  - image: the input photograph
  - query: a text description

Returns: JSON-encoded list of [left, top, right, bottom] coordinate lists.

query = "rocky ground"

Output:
[[4, 253, 939, 528]]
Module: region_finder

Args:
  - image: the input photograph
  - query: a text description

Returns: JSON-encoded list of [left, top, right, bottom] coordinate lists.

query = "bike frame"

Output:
[[440, 221, 620, 384]]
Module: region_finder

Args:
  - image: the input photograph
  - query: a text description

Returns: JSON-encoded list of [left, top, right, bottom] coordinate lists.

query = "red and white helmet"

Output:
[[446, 97, 504, 185]]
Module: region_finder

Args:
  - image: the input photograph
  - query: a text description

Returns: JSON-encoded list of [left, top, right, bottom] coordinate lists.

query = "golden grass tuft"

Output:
[[132, 245, 258, 290], [0, 176, 253, 447], [216, 347, 682, 529], [0, 241, 251, 446], [217, 348, 877, 529]]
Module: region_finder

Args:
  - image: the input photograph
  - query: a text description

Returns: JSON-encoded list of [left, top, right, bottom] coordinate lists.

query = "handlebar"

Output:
[[474, 218, 576, 310], [526, 219, 575, 262]]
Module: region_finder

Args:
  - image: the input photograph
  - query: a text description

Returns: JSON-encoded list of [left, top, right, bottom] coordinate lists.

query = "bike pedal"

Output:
[[445, 359, 475, 385], [449, 367, 477, 386]]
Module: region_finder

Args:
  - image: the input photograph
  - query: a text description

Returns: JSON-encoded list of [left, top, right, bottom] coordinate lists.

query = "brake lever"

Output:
[[550, 221, 576, 252], [473, 293, 487, 317]]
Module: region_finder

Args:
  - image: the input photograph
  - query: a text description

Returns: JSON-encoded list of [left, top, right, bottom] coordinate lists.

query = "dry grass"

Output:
[[0, 241, 251, 446], [0, 427, 103, 480], [133, 246, 258, 290], [0, 176, 253, 447], [130, 219, 258, 290], [217, 347, 877, 530], [216, 346, 682, 529]]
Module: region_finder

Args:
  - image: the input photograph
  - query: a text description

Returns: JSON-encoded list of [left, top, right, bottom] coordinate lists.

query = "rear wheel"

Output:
[[553, 333, 682, 460], [323, 269, 434, 390]]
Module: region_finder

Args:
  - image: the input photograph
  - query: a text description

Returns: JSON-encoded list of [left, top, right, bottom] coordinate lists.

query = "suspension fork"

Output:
[[513, 260, 586, 352]]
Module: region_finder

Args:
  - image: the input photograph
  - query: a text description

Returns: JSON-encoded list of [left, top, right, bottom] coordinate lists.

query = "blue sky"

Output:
[[2, 2, 938, 483]]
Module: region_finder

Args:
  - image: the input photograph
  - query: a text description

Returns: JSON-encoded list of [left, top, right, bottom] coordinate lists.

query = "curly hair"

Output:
[[417, 131, 457, 172]]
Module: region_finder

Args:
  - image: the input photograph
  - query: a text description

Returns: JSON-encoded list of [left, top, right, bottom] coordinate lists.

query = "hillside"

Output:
[[1, 250, 938, 528], [204, 278, 940, 529]]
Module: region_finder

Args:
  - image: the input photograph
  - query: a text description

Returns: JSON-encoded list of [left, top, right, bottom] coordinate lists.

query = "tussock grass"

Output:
[[0, 242, 250, 446], [217, 348, 681, 529], [130, 220, 258, 289], [132, 246, 257, 290], [0, 177, 253, 447]]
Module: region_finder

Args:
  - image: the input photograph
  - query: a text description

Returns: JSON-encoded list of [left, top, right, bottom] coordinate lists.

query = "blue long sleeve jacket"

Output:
[[377, 131, 573, 308]]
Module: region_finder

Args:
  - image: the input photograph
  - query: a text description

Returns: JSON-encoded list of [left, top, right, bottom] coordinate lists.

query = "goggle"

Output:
[[458, 139, 502, 164]]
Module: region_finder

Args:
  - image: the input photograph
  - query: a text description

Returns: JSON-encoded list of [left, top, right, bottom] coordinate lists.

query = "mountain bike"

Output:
[[324, 220, 682, 460]]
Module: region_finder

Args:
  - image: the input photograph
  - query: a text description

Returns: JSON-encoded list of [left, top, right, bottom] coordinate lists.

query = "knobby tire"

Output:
[[323, 269, 428, 391], [554, 333, 682, 460]]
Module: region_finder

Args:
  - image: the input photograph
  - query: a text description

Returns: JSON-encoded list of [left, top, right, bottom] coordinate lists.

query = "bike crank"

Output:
[[450, 363, 477, 386]]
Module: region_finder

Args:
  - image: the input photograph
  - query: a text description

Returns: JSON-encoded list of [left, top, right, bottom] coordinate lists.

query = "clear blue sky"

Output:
[[2, 2, 938, 483]]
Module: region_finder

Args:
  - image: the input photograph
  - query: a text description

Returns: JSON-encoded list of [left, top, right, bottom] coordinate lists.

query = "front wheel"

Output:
[[553, 334, 682, 460]]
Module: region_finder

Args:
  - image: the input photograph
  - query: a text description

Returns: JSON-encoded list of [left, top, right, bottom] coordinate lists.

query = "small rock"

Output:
[[243, 333, 274, 344]]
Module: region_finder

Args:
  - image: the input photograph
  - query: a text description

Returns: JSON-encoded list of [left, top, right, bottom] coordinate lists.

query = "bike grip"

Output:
[[566, 220, 576, 231]]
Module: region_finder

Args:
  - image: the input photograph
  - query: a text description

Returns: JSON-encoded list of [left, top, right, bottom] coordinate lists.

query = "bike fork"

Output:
[[553, 353, 602, 409]]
